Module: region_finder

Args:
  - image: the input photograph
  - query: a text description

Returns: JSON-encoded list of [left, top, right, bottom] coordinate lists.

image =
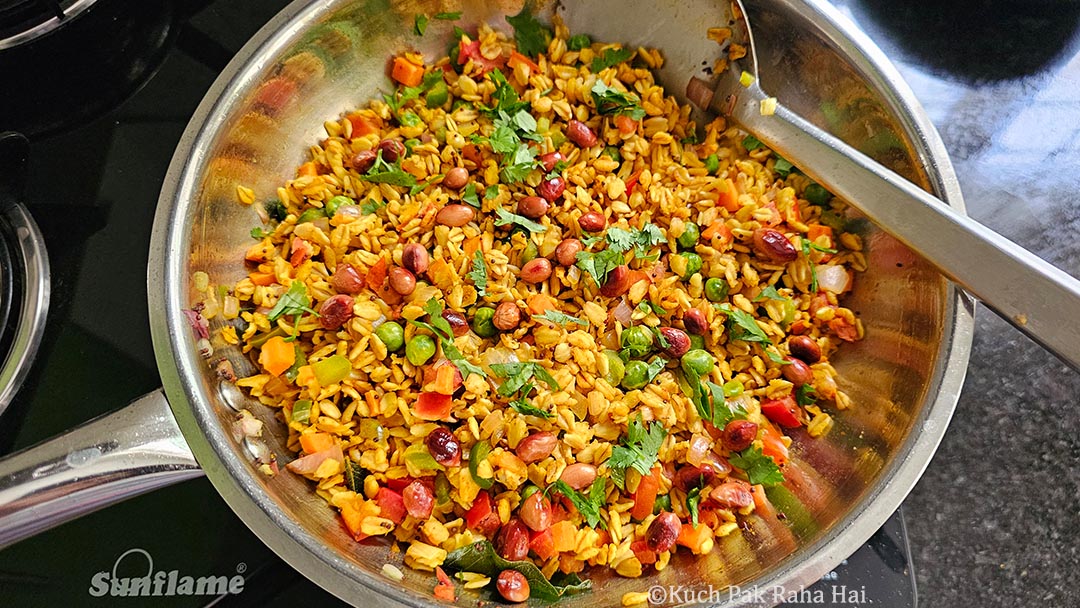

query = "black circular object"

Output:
[[0, 0, 179, 138]]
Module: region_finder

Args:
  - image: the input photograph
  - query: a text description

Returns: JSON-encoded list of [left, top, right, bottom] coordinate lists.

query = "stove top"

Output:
[[6, 0, 1050, 604]]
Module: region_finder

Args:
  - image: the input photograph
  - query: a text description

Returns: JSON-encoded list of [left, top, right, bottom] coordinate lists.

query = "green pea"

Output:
[[472, 307, 497, 337], [325, 195, 353, 217], [406, 334, 436, 366], [603, 146, 622, 164], [722, 379, 744, 398], [681, 348, 714, 376], [677, 222, 699, 249], [620, 326, 653, 358], [296, 208, 325, 224], [689, 334, 705, 350], [678, 252, 702, 279], [425, 81, 449, 108], [704, 277, 729, 302], [704, 153, 719, 175], [520, 241, 539, 266], [653, 494, 672, 515], [520, 484, 540, 500], [374, 321, 405, 354], [603, 350, 625, 386], [804, 183, 831, 206], [621, 360, 650, 390]]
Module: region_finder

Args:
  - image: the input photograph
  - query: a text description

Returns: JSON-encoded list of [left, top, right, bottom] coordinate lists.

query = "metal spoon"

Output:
[[689, 1, 1080, 370]]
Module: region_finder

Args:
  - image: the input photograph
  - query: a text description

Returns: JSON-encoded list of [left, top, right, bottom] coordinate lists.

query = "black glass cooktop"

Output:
[[2, 0, 1077, 605]]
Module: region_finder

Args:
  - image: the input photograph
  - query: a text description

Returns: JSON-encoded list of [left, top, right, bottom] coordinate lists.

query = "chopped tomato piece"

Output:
[[625, 170, 643, 194], [289, 237, 312, 266], [466, 491, 500, 536], [529, 528, 556, 560], [385, 477, 414, 492], [415, 391, 453, 421], [761, 395, 802, 428], [829, 317, 859, 342], [457, 39, 506, 74], [630, 540, 658, 565], [375, 488, 406, 524]]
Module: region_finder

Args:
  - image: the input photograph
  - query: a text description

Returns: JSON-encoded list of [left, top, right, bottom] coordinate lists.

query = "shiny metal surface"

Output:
[[0, 390, 200, 548], [0, 0, 971, 605], [0, 203, 51, 419], [0, 0, 100, 50], [709, 0, 1080, 371], [149, 0, 970, 605]]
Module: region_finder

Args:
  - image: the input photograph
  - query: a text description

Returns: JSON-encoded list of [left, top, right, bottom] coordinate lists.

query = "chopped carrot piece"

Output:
[[463, 236, 481, 261], [614, 114, 638, 135], [718, 177, 740, 212], [299, 432, 335, 454], [340, 502, 368, 541], [676, 519, 714, 554], [631, 467, 660, 521], [366, 257, 388, 291], [759, 423, 790, 466], [750, 484, 776, 517], [346, 113, 378, 137], [507, 51, 540, 73], [258, 335, 295, 376], [550, 520, 577, 552], [249, 271, 276, 286], [527, 293, 558, 316], [391, 56, 424, 87], [295, 365, 315, 387], [807, 224, 834, 246]]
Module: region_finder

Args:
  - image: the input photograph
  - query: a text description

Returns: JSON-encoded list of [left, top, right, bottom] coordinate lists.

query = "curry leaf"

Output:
[[494, 207, 546, 233], [532, 310, 588, 327], [443, 541, 592, 602]]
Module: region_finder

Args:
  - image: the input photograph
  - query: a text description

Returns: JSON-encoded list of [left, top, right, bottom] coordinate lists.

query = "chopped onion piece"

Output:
[[816, 264, 851, 294]]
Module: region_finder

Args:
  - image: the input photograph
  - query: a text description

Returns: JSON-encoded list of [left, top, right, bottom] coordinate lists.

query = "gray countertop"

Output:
[[831, 1, 1080, 605]]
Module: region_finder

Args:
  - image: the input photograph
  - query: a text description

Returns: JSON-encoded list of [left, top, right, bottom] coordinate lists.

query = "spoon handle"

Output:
[[730, 85, 1080, 370]]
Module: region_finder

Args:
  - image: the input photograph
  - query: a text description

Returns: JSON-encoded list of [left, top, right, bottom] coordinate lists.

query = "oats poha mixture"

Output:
[[225, 10, 864, 604]]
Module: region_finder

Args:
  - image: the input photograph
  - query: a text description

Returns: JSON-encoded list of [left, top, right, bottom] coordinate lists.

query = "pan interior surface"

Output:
[[149, 0, 971, 605]]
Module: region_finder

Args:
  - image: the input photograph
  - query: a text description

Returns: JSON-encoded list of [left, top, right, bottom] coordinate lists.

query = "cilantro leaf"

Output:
[[567, 34, 591, 51], [548, 479, 606, 529], [730, 446, 785, 486], [489, 122, 520, 155], [469, 440, 494, 489], [605, 223, 664, 258], [742, 134, 762, 151], [505, 1, 552, 57], [754, 285, 785, 302], [574, 248, 624, 287], [461, 183, 481, 209], [360, 199, 384, 215], [774, 156, 795, 178], [467, 250, 487, 297], [607, 415, 666, 489], [637, 299, 666, 316], [408, 299, 486, 378], [590, 47, 634, 73], [409, 174, 443, 196], [590, 81, 646, 121], [499, 143, 539, 184], [512, 109, 538, 134], [686, 486, 702, 527], [532, 310, 588, 327], [264, 199, 287, 221], [487, 69, 530, 117], [764, 348, 791, 366], [484, 185, 500, 200], [509, 386, 554, 419], [434, 11, 461, 20], [643, 356, 668, 383], [267, 281, 318, 322], [795, 383, 818, 407], [551, 160, 569, 174], [361, 151, 417, 189], [717, 303, 771, 344], [494, 207, 546, 233], [250, 227, 270, 239], [490, 362, 560, 397], [414, 14, 429, 35], [706, 381, 748, 427]]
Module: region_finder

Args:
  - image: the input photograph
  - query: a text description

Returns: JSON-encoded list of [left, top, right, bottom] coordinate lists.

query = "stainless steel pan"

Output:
[[0, 0, 973, 605]]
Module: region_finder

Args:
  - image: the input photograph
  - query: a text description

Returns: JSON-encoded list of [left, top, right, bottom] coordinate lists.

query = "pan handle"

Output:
[[0, 389, 203, 549]]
